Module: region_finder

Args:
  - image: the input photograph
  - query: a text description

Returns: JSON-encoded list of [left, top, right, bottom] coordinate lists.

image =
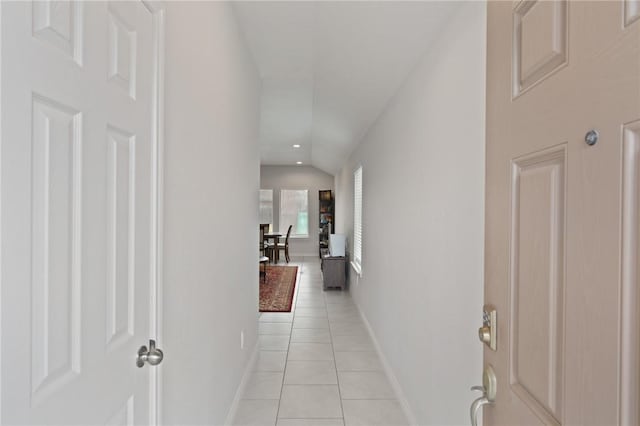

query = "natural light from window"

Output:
[[259, 189, 273, 231], [280, 189, 309, 237]]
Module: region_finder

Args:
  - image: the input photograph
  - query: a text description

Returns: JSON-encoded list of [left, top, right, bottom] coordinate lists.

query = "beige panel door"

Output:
[[484, 1, 640, 425]]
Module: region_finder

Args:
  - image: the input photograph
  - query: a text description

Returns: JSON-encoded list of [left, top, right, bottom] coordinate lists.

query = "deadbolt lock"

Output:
[[478, 326, 491, 345], [478, 305, 497, 351]]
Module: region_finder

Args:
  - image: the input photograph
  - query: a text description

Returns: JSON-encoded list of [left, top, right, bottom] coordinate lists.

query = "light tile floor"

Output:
[[233, 256, 410, 426]]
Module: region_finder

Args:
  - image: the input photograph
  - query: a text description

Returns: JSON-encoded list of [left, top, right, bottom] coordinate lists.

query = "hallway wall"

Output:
[[260, 165, 335, 257], [162, 2, 261, 424], [334, 3, 486, 424]]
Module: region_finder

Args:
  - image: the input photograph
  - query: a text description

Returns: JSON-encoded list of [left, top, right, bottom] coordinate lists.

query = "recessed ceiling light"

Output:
[[296, 161, 303, 165], [293, 144, 301, 148]]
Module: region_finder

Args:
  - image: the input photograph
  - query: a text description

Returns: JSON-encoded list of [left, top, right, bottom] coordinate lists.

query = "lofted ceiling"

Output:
[[233, 1, 461, 175]]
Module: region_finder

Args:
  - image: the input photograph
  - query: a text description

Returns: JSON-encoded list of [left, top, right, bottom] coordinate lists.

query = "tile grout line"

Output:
[[326, 274, 347, 425], [272, 256, 303, 425]]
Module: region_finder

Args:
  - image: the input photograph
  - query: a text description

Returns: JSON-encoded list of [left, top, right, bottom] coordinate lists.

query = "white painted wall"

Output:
[[162, 3, 260, 424], [260, 165, 335, 257], [334, 3, 486, 424]]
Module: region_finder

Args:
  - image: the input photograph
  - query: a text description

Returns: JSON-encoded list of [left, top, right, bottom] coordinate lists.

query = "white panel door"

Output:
[[483, 1, 640, 425], [1, 1, 158, 424]]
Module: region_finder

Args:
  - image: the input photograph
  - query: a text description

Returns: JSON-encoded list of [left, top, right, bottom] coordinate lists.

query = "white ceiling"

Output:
[[233, 1, 461, 175]]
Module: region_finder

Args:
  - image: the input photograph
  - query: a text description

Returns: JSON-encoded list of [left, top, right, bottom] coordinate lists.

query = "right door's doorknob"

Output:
[[470, 394, 490, 426], [470, 365, 497, 426]]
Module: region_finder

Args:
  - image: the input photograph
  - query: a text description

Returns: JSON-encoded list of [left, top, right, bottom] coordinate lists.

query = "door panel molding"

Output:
[[512, 0, 568, 98], [107, 5, 137, 99], [625, 1, 640, 27], [106, 394, 134, 426], [621, 120, 640, 426], [32, 1, 83, 66], [509, 144, 566, 425], [106, 126, 136, 350], [30, 94, 83, 407]]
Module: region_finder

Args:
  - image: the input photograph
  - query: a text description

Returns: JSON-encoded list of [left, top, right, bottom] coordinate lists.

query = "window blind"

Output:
[[353, 167, 363, 271]]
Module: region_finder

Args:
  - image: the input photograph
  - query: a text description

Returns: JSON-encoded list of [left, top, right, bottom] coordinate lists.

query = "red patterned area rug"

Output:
[[260, 265, 298, 312]]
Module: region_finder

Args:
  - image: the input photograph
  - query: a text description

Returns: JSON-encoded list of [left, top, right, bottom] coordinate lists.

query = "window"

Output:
[[259, 189, 273, 230], [353, 166, 363, 274], [280, 189, 309, 237]]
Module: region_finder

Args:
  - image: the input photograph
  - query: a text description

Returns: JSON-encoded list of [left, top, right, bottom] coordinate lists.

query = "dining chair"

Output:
[[259, 225, 273, 261], [276, 225, 292, 263], [259, 256, 269, 283]]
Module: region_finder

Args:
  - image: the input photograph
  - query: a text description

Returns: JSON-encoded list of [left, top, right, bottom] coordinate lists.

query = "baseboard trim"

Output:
[[223, 341, 259, 425], [356, 306, 418, 426]]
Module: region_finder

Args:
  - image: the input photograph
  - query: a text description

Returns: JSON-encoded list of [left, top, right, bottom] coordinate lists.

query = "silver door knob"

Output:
[[136, 339, 163, 368]]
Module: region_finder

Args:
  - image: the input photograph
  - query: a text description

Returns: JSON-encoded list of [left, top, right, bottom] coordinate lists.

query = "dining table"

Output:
[[263, 232, 282, 263]]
